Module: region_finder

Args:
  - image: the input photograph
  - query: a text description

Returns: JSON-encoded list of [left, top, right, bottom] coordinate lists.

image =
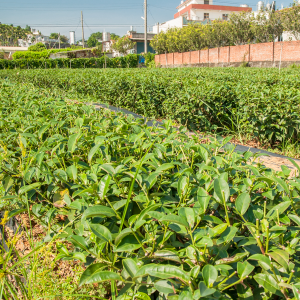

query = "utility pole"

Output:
[[58, 32, 60, 49], [81, 11, 85, 48], [144, 0, 147, 53]]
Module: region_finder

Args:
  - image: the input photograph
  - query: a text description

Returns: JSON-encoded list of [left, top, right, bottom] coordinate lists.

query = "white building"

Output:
[[70, 31, 75, 45], [18, 34, 59, 47], [153, 0, 252, 33]]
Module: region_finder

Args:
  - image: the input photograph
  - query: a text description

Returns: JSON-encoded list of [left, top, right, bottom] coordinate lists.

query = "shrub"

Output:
[[1, 81, 300, 299], [28, 42, 47, 51]]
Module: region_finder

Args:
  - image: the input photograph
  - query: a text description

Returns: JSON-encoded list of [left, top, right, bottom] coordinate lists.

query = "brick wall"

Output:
[[166, 53, 174, 65], [183, 52, 190, 64], [174, 52, 183, 65], [155, 55, 160, 64], [191, 51, 200, 64], [160, 54, 166, 66], [274, 41, 300, 61], [230, 44, 249, 63], [156, 41, 300, 67], [209, 48, 219, 63], [219, 47, 230, 63], [200, 49, 209, 63], [250, 42, 273, 62]]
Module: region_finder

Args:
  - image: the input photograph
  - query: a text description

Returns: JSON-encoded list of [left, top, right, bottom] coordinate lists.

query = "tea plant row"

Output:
[[1, 68, 300, 149], [1, 81, 300, 299], [0, 55, 141, 70]]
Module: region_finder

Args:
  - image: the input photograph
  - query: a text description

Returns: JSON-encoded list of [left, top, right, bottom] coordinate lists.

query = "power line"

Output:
[[12, 24, 150, 28], [0, 6, 143, 11]]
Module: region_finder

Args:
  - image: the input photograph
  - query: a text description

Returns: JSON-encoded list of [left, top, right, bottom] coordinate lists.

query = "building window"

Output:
[[222, 14, 228, 20], [204, 0, 209, 4], [204, 13, 209, 20]]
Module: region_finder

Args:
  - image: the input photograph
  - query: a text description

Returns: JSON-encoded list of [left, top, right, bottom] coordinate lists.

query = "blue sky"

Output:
[[1, 0, 292, 39]]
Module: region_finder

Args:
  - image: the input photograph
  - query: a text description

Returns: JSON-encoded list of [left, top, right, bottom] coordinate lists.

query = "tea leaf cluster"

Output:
[[1, 81, 300, 299], [1, 68, 300, 148]]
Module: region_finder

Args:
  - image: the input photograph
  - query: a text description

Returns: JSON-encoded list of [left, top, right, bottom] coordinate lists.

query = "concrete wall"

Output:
[[155, 41, 300, 67], [153, 17, 183, 34]]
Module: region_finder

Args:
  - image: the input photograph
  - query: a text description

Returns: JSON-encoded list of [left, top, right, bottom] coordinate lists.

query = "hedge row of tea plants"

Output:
[[1, 68, 300, 148], [0, 54, 142, 69], [1, 80, 300, 299]]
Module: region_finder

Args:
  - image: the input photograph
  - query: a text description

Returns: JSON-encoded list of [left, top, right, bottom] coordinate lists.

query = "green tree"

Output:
[[111, 36, 136, 55], [60, 35, 68, 43], [49, 33, 59, 39], [25, 25, 31, 32], [0, 23, 29, 46], [49, 33, 68, 43], [87, 32, 102, 48], [110, 33, 120, 40], [279, 2, 300, 40], [227, 12, 254, 45], [252, 11, 283, 43], [28, 42, 47, 51]]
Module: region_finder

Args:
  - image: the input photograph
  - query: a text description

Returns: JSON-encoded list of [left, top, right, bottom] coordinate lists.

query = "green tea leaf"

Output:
[[90, 224, 112, 243], [82, 205, 115, 219], [80, 271, 121, 286], [154, 280, 174, 295], [123, 258, 139, 278], [288, 214, 300, 226], [197, 187, 211, 213], [160, 214, 189, 229], [156, 163, 175, 173], [248, 254, 271, 270], [235, 193, 251, 215], [202, 265, 218, 288], [237, 261, 255, 278], [254, 273, 279, 294], [115, 234, 141, 252], [197, 282, 216, 298], [79, 263, 106, 286], [19, 182, 42, 195], [268, 250, 289, 271], [98, 174, 111, 200], [68, 132, 81, 153], [134, 292, 151, 300], [214, 178, 229, 202], [266, 201, 290, 220], [134, 264, 190, 283], [216, 226, 238, 245], [88, 144, 101, 163]]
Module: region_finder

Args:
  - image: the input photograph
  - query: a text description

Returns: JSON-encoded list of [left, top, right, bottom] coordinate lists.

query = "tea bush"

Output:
[[1, 67, 300, 148], [0, 54, 143, 69], [1, 81, 300, 299]]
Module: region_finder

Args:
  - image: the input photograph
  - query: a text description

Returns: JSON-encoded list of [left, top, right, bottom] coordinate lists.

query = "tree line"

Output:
[[0, 24, 31, 46], [150, 4, 300, 54]]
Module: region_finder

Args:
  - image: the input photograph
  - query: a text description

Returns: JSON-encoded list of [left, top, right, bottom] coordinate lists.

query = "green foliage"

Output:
[[87, 32, 102, 48], [28, 42, 47, 51], [49, 33, 69, 43], [0, 54, 142, 69], [0, 23, 31, 46], [151, 10, 285, 53], [1, 67, 299, 148], [1, 80, 300, 299], [50, 33, 59, 39], [110, 33, 120, 41], [144, 52, 155, 67], [279, 3, 300, 40], [111, 36, 136, 55], [12, 48, 92, 60]]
